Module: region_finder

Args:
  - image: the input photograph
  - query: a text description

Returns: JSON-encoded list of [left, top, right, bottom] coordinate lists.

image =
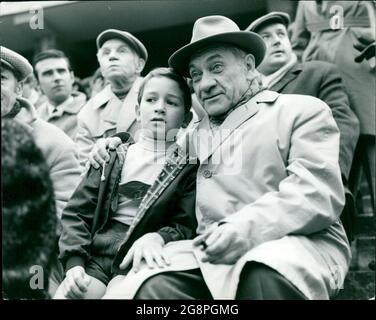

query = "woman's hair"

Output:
[[2, 119, 57, 299], [137, 67, 192, 113]]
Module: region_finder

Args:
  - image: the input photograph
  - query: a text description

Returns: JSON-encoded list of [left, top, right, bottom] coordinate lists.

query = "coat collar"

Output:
[[92, 78, 143, 130], [38, 91, 86, 120], [91, 84, 117, 110], [116, 77, 143, 132], [60, 91, 86, 114], [269, 62, 302, 92], [196, 90, 279, 163]]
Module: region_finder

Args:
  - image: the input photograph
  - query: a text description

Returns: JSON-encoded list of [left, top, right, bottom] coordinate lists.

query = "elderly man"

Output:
[[88, 16, 353, 300], [76, 29, 147, 169], [246, 12, 360, 240], [97, 16, 351, 300], [1, 46, 82, 296], [33, 49, 87, 140]]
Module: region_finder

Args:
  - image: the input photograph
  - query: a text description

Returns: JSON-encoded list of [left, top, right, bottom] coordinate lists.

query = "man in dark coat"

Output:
[[290, 0, 375, 216], [246, 12, 360, 239]]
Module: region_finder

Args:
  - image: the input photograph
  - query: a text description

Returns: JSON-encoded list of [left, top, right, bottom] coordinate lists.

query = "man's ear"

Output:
[[69, 71, 75, 87], [135, 103, 141, 122], [245, 54, 258, 82], [245, 54, 255, 72], [15, 81, 23, 97], [135, 58, 146, 74]]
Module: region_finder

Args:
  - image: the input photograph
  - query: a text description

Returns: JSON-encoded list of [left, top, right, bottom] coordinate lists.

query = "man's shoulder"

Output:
[[35, 102, 49, 120], [78, 86, 113, 118], [275, 93, 331, 114], [69, 91, 87, 111], [301, 60, 338, 73], [32, 118, 76, 150]]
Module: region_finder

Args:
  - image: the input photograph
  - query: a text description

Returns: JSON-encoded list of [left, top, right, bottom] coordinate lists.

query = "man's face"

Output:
[[257, 23, 293, 75], [189, 47, 251, 117], [34, 57, 74, 106], [97, 39, 142, 83], [1, 68, 21, 116]]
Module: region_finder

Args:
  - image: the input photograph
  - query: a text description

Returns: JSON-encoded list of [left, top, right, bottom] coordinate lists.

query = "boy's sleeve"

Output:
[[58, 165, 102, 272], [157, 165, 198, 244]]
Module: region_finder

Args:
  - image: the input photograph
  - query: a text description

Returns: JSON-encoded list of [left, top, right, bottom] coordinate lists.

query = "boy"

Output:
[[55, 68, 197, 299]]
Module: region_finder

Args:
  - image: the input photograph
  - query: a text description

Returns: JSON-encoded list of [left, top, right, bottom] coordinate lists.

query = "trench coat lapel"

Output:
[[196, 91, 279, 164]]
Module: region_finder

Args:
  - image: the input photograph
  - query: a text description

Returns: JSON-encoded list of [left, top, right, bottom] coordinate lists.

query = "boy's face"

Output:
[[136, 76, 186, 140]]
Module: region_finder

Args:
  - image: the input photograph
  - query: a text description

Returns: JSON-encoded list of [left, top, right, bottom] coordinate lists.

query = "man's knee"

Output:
[[134, 269, 210, 299], [236, 262, 306, 300], [135, 274, 173, 299]]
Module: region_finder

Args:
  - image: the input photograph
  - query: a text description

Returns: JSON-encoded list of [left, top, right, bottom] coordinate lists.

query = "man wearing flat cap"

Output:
[[1, 45, 81, 224], [1, 46, 81, 295], [76, 29, 147, 169], [247, 12, 360, 241], [102, 15, 351, 300]]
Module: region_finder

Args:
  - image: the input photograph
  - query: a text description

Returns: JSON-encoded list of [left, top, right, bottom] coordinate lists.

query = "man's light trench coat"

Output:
[[103, 90, 351, 300]]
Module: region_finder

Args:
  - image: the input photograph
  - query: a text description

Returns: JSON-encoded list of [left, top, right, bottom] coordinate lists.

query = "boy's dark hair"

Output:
[[32, 49, 72, 80], [137, 67, 192, 113], [2, 119, 57, 299]]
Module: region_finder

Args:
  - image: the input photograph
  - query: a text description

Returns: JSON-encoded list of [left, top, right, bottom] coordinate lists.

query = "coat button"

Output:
[[203, 170, 212, 178]]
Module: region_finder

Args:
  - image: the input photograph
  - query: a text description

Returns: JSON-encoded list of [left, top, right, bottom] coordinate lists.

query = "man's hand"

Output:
[[86, 137, 122, 170], [193, 222, 250, 264], [119, 233, 170, 272], [61, 266, 92, 299]]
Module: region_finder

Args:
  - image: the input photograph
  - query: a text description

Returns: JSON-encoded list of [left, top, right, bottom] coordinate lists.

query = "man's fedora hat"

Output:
[[1, 46, 33, 81], [246, 12, 291, 33], [96, 29, 148, 61], [168, 15, 266, 77]]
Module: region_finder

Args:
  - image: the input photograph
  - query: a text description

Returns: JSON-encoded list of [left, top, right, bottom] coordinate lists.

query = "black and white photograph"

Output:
[[1, 0, 375, 304]]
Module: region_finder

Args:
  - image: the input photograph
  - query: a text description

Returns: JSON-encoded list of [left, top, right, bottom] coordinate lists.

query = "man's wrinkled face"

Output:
[[257, 23, 293, 75], [34, 57, 74, 106], [1, 67, 22, 116], [97, 39, 144, 83], [188, 46, 252, 117]]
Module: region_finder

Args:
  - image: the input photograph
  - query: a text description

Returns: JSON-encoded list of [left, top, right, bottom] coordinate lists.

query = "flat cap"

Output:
[[96, 29, 148, 61], [1, 46, 33, 81], [246, 12, 291, 33]]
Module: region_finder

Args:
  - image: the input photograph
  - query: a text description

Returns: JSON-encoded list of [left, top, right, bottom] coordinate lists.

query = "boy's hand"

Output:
[[87, 137, 122, 170], [119, 233, 170, 272], [62, 266, 92, 299]]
